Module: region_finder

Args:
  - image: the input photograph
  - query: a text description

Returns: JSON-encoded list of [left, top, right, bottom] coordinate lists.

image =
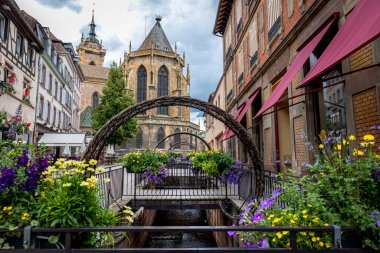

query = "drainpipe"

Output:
[[274, 105, 280, 173], [33, 55, 42, 145]]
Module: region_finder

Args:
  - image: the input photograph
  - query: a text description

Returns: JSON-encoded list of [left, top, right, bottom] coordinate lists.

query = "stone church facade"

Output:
[[121, 17, 201, 151]]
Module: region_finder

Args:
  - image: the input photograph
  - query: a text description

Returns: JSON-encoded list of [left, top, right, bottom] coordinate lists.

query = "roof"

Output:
[[80, 64, 109, 80], [20, 10, 38, 31], [80, 106, 93, 128], [138, 17, 173, 52], [213, 0, 233, 35], [53, 42, 67, 54], [38, 133, 86, 147]]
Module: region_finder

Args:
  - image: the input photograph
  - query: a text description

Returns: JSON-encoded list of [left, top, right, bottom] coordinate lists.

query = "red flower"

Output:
[[27, 122, 31, 127], [9, 74, 15, 84]]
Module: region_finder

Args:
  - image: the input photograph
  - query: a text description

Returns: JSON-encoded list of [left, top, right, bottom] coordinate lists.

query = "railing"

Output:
[[95, 162, 281, 209], [95, 164, 124, 208], [0, 226, 372, 252]]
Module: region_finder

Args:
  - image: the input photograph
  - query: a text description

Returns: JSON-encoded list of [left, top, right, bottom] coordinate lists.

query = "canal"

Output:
[[144, 209, 217, 248]]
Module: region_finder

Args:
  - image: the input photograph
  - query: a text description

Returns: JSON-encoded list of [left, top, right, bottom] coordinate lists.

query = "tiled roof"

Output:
[[138, 19, 173, 52], [20, 10, 37, 30], [80, 106, 92, 128], [80, 64, 109, 80]]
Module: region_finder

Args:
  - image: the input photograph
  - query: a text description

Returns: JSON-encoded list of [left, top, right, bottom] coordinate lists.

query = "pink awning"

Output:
[[254, 18, 335, 118], [219, 89, 260, 141], [217, 103, 245, 142], [299, 0, 380, 87]]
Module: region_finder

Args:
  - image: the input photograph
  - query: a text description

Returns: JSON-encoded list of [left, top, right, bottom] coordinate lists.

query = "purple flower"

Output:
[[377, 220, 380, 227], [272, 189, 281, 197], [258, 238, 269, 248], [345, 158, 353, 163], [259, 198, 274, 210], [371, 212, 378, 217], [0, 167, 15, 192], [248, 199, 255, 207], [275, 160, 281, 164], [239, 208, 251, 224], [227, 224, 237, 237], [371, 125, 377, 130], [250, 212, 263, 223]]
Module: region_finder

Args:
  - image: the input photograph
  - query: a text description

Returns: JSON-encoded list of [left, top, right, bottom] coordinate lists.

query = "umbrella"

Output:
[[106, 144, 112, 155], [110, 144, 115, 155], [63, 143, 70, 157]]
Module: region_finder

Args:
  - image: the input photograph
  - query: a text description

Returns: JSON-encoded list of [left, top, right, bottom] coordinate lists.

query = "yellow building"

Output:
[[122, 16, 200, 151]]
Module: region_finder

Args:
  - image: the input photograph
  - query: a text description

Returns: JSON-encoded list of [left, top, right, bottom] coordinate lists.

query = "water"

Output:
[[144, 209, 217, 248]]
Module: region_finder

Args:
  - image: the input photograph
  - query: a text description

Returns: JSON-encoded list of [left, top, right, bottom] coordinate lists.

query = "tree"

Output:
[[92, 63, 138, 145]]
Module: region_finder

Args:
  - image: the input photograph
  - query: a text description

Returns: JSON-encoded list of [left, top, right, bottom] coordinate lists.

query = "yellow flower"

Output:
[[320, 130, 327, 142], [89, 159, 97, 165], [323, 223, 329, 227], [276, 232, 283, 238], [308, 232, 315, 237], [348, 135, 356, 141], [104, 178, 111, 183], [319, 241, 324, 247], [87, 168, 95, 173], [358, 150, 364, 156], [303, 215, 308, 219], [316, 237, 320, 241], [96, 167, 105, 173], [8, 212, 13, 216], [300, 232, 307, 236], [282, 231, 289, 235], [80, 181, 90, 187], [268, 214, 275, 218], [325, 242, 331, 248], [62, 183, 72, 188], [285, 242, 290, 248], [301, 210, 307, 214], [272, 238, 276, 242], [290, 219, 296, 224], [342, 139, 348, 145], [318, 144, 324, 149], [363, 134, 375, 142], [312, 237, 317, 242], [335, 144, 342, 151], [307, 204, 313, 208]]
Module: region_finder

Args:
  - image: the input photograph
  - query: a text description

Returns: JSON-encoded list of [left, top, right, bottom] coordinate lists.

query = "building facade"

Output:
[[77, 11, 109, 133], [122, 17, 200, 152], [208, 0, 380, 174], [0, 0, 43, 143], [21, 10, 81, 145]]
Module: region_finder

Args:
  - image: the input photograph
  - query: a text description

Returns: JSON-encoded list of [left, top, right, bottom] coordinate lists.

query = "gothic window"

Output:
[[137, 65, 147, 103], [174, 128, 181, 148], [92, 92, 99, 108], [157, 127, 165, 149], [135, 128, 143, 149], [157, 66, 169, 115]]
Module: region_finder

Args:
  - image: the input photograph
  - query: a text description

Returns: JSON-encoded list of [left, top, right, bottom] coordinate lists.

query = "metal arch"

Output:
[[154, 132, 211, 150], [168, 142, 196, 151], [82, 95, 264, 198]]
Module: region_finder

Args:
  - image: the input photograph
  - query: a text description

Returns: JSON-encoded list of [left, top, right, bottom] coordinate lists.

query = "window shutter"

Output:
[[36, 95, 40, 115], [43, 100, 47, 120]]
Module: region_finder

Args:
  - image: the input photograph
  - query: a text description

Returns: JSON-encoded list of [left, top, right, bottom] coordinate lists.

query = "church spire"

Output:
[[86, 7, 99, 43]]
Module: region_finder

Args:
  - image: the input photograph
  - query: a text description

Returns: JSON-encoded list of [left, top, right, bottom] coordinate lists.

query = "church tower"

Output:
[[76, 10, 106, 67]]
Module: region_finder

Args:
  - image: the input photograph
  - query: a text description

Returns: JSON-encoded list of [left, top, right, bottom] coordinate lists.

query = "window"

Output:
[[41, 65, 46, 87], [16, 33, 24, 57], [59, 86, 62, 102], [53, 106, 56, 126], [259, 5, 265, 53], [47, 102, 51, 123], [48, 73, 52, 93], [27, 46, 33, 67], [135, 128, 143, 149], [235, 0, 243, 32], [92, 92, 99, 108], [226, 66, 233, 101], [23, 79, 31, 104], [38, 95, 44, 118], [174, 128, 181, 149], [54, 81, 58, 98], [288, 0, 294, 17], [0, 12, 8, 42], [267, 0, 282, 42], [137, 65, 147, 102], [249, 17, 258, 66], [157, 66, 169, 115], [224, 22, 232, 60], [237, 47, 244, 84], [157, 127, 165, 149]]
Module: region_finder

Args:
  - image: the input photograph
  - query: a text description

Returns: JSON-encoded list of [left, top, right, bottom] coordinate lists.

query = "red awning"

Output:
[[217, 103, 245, 142], [219, 89, 260, 141], [299, 0, 380, 87], [253, 18, 335, 118]]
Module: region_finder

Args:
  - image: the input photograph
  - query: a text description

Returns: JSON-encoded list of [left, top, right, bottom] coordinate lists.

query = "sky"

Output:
[[17, 0, 223, 130]]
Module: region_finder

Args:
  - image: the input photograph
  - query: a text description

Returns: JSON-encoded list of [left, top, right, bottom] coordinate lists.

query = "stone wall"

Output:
[[206, 209, 231, 247]]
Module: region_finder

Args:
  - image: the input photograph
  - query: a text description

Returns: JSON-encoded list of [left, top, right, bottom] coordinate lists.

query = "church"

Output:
[[78, 13, 201, 152], [122, 16, 200, 151]]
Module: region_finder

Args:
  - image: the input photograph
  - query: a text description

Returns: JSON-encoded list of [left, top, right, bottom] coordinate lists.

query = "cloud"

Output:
[[190, 109, 205, 131], [35, 0, 83, 13]]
